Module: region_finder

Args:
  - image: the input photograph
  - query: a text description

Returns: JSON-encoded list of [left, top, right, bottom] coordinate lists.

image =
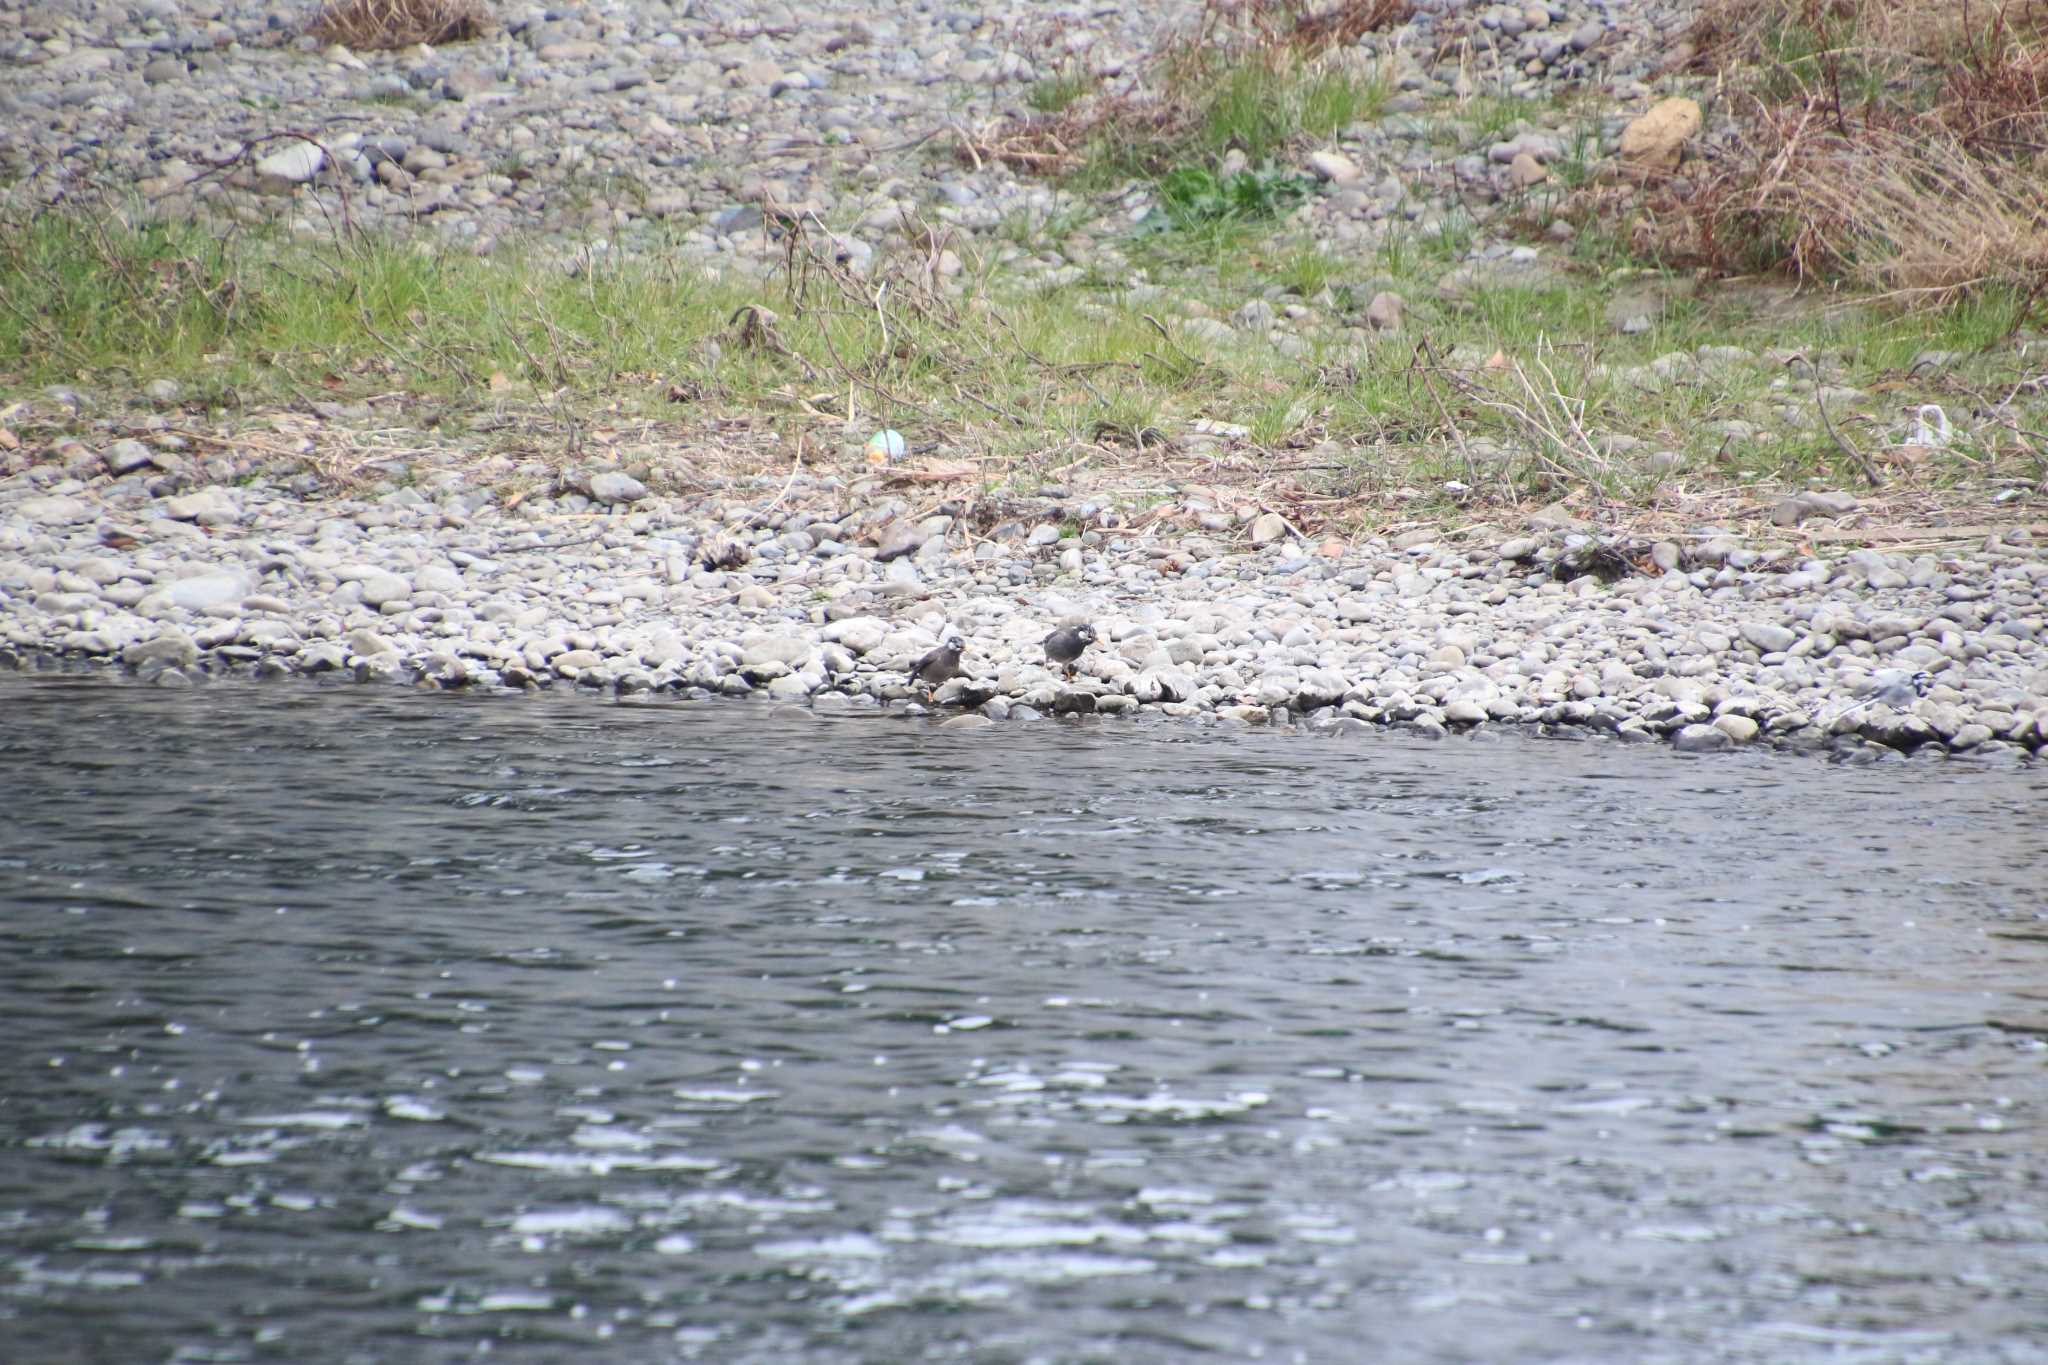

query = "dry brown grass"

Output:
[[308, 0, 492, 51], [1686, 0, 2042, 69], [1195, 0, 1414, 55], [1641, 0, 2048, 310], [973, 0, 1410, 177], [1698, 122, 2048, 306]]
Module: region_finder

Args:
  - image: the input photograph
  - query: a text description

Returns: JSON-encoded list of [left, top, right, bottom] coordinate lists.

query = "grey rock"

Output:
[[742, 636, 813, 667], [415, 564, 463, 593], [296, 642, 345, 672], [1949, 723, 1994, 750], [164, 572, 248, 610], [1052, 688, 1097, 715], [587, 471, 648, 505], [1132, 667, 1194, 703], [1862, 712, 1936, 751], [876, 521, 930, 561], [162, 488, 240, 525], [256, 139, 325, 187], [123, 629, 199, 669], [359, 573, 411, 606], [1672, 723, 1733, 753], [17, 495, 93, 526], [346, 628, 400, 657], [822, 616, 889, 655], [1740, 622, 1797, 653], [1712, 714, 1760, 744], [106, 439, 158, 473], [1248, 512, 1290, 546], [1365, 291, 1404, 332], [1307, 150, 1361, 184]]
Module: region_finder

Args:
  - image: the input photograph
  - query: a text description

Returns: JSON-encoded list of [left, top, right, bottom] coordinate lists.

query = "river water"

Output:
[[1, 673, 2044, 1364]]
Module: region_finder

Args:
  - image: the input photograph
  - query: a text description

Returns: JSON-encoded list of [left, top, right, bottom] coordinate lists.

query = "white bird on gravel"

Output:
[[1823, 668, 1934, 727]]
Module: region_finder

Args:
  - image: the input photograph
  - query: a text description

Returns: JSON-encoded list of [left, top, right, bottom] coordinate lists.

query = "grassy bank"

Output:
[[1, 196, 2039, 525], [2, 0, 2045, 538]]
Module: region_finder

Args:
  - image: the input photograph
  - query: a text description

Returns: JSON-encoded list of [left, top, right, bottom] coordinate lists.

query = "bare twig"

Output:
[[746, 432, 808, 527], [1797, 355, 1886, 487]]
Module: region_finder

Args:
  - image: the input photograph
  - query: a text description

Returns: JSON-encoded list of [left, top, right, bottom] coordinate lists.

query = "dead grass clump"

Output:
[[1640, 0, 2048, 312], [1939, 15, 2048, 151], [308, 0, 492, 51], [1196, 0, 1415, 56], [1701, 120, 2048, 305], [976, 0, 1410, 178]]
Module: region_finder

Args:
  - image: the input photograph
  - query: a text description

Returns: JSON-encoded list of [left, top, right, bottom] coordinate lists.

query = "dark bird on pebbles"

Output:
[[908, 634, 967, 702], [1042, 623, 1097, 679]]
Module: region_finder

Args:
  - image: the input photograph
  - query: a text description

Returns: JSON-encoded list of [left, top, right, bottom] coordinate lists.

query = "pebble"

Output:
[[105, 439, 156, 473], [163, 488, 240, 526], [1672, 724, 1733, 754], [255, 140, 325, 188], [1248, 512, 1290, 547], [1307, 150, 1362, 184], [162, 573, 248, 611], [1739, 622, 1796, 653], [587, 472, 648, 505]]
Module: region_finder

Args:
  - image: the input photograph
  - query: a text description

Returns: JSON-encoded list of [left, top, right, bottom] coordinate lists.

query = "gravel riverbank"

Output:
[[3, 0, 1697, 259], [4, 0, 2046, 760], [5, 457, 2046, 762]]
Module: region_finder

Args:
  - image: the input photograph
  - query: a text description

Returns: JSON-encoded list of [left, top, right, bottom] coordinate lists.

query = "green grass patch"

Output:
[[0, 213, 245, 381], [3, 198, 2036, 511], [1066, 58, 1387, 189], [1753, 9, 1890, 107], [1137, 166, 1317, 236], [1026, 69, 1095, 116], [1196, 60, 1385, 160], [1459, 95, 1529, 143]]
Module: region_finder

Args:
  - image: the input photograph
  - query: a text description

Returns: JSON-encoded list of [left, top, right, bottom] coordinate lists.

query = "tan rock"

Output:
[[1307, 150, 1362, 184], [1249, 511, 1290, 546], [1365, 291, 1404, 333], [1509, 150, 1548, 188], [1619, 97, 1701, 173]]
